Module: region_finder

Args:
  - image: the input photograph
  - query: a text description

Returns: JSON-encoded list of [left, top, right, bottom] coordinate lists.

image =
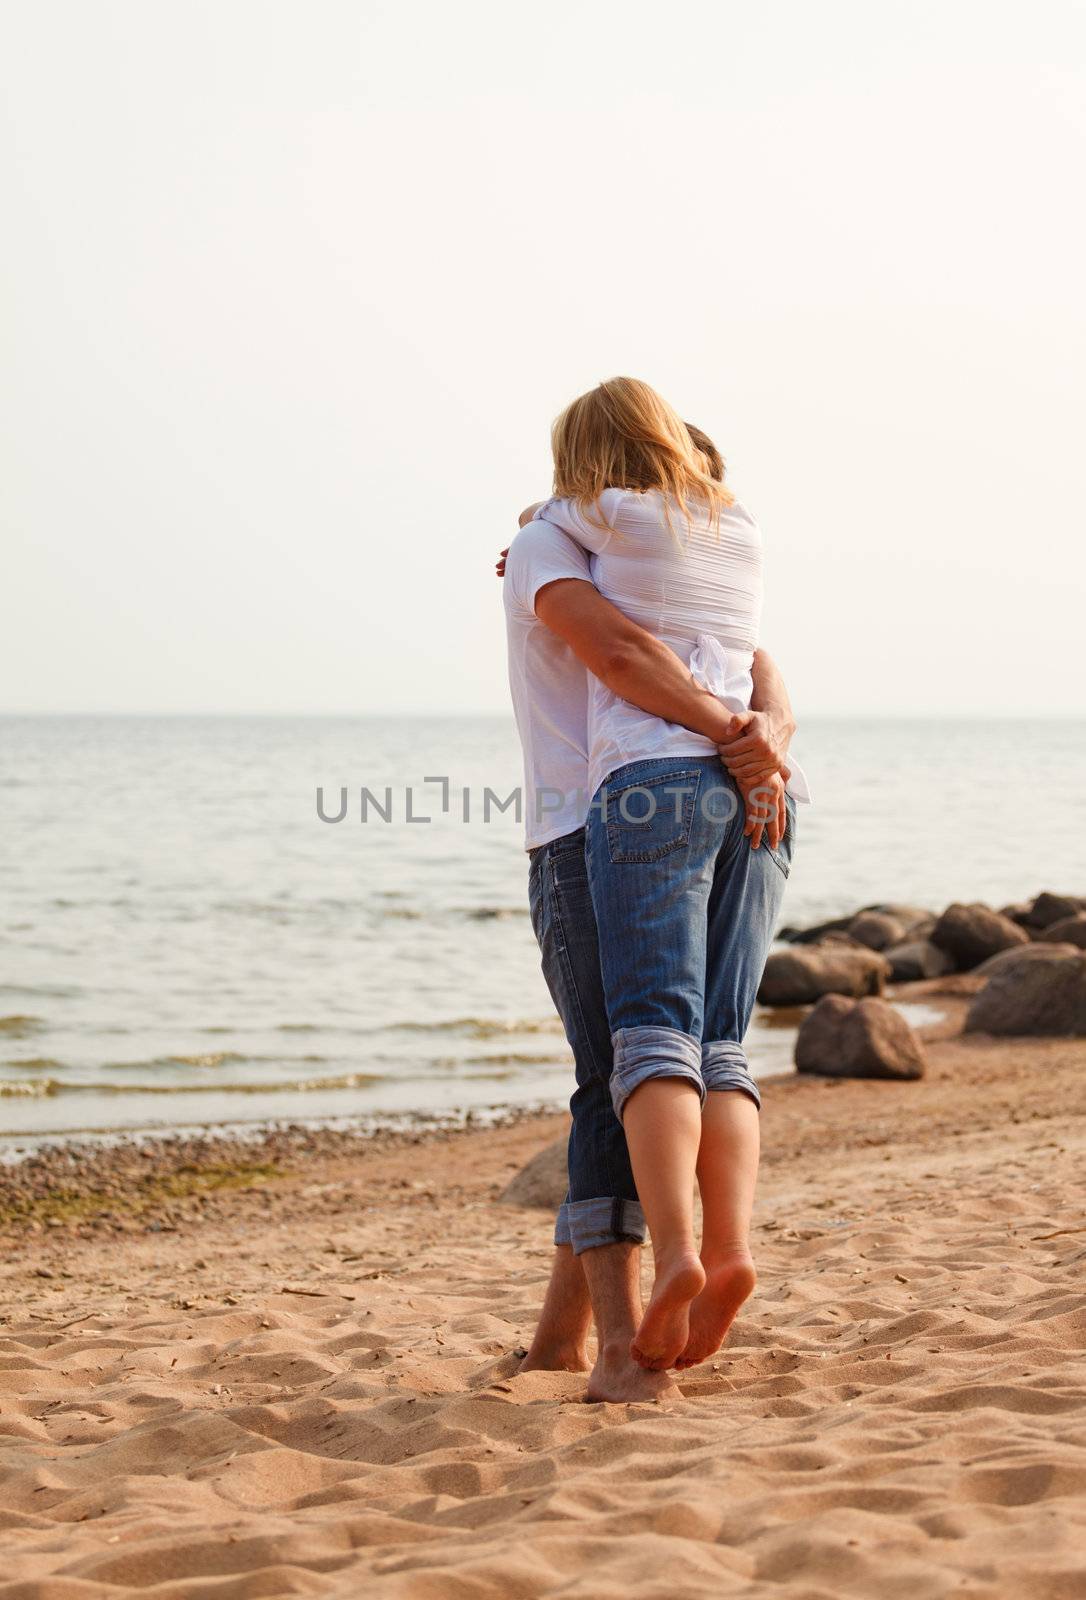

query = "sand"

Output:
[[1, 1000, 1085, 1598]]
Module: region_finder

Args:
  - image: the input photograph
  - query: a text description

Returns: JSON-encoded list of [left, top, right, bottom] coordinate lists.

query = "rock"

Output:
[[847, 910, 908, 951], [965, 947, 1086, 1036], [865, 904, 933, 934], [498, 1138, 568, 1210], [781, 904, 931, 946], [1021, 891, 1084, 930], [758, 946, 890, 1007], [1038, 913, 1086, 949], [884, 938, 954, 983], [1000, 900, 1035, 928], [974, 941, 1081, 979], [929, 902, 1030, 970], [795, 995, 927, 1080], [778, 914, 855, 945]]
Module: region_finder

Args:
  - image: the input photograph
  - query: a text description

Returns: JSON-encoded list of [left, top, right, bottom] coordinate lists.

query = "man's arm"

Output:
[[534, 578, 747, 745], [534, 584, 796, 850]]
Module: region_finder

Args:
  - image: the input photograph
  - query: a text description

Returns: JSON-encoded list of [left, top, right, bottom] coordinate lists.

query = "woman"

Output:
[[526, 377, 807, 1371]]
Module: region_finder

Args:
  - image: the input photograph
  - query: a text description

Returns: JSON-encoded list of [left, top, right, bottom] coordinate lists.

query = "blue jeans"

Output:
[[585, 757, 796, 1121], [528, 829, 647, 1255]]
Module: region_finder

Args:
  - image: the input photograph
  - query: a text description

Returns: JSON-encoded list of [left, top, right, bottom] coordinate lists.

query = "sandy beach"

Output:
[[1, 988, 1084, 1598]]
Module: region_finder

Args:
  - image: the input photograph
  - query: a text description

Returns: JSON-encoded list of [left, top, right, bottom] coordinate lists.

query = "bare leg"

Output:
[[582, 1243, 681, 1403], [518, 1244, 592, 1373], [622, 1078, 706, 1370], [676, 1091, 759, 1370]]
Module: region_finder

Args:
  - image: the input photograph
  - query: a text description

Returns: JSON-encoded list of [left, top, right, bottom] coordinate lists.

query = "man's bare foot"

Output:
[[674, 1247, 756, 1370], [630, 1250, 706, 1371], [518, 1342, 590, 1375], [585, 1342, 682, 1403]]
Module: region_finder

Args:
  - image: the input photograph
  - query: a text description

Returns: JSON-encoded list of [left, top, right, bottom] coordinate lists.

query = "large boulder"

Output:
[[847, 910, 909, 951], [758, 945, 890, 1007], [930, 902, 1030, 971], [884, 938, 954, 983], [1038, 914, 1086, 949], [965, 947, 1086, 1037], [795, 995, 926, 1080], [974, 941, 1082, 980], [1021, 891, 1084, 931], [498, 1138, 567, 1210]]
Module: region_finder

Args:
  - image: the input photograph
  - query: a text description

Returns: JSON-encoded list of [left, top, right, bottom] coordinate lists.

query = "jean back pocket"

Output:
[[602, 768, 702, 864]]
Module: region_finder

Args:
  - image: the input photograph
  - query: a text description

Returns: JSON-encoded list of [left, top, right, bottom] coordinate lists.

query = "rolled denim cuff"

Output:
[[610, 1025, 706, 1122], [553, 1200, 573, 1248], [701, 1039, 762, 1109], [565, 1196, 647, 1255]]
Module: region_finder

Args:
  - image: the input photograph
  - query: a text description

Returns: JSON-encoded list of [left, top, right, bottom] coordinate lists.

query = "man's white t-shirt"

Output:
[[502, 521, 593, 850]]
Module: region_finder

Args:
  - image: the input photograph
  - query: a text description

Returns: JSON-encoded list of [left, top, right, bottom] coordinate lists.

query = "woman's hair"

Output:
[[551, 377, 733, 534]]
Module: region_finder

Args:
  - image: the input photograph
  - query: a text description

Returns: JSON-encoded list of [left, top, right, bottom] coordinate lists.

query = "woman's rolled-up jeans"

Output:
[[584, 756, 796, 1121]]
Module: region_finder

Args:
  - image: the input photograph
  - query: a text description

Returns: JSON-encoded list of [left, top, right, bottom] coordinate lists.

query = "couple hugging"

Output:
[[501, 377, 809, 1403]]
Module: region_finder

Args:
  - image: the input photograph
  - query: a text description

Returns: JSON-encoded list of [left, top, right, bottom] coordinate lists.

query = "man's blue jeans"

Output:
[[585, 757, 796, 1122], [528, 829, 647, 1255]]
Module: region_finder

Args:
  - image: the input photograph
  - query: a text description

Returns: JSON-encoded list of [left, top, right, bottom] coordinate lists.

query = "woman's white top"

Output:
[[536, 488, 810, 806]]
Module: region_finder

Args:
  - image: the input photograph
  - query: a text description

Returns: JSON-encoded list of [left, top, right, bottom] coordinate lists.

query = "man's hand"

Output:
[[743, 770, 787, 852]]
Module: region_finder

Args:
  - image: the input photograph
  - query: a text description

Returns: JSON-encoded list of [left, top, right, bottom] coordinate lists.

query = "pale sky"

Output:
[[3, 0, 1084, 717]]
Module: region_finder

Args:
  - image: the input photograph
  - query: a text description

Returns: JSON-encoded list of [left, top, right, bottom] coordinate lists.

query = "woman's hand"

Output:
[[717, 709, 793, 788], [742, 770, 787, 852]]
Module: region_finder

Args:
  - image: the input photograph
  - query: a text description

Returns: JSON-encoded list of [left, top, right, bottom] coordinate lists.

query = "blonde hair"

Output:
[[551, 377, 733, 535]]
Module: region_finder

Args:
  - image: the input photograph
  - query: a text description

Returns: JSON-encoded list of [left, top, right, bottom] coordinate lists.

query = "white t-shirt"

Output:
[[502, 520, 594, 849], [537, 489, 765, 803]]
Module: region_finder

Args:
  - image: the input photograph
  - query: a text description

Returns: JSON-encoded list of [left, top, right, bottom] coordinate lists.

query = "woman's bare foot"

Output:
[[630, 1250, 706, 1370], [585, 1342, 682, 1403], [674, 1247, 756, 1370]]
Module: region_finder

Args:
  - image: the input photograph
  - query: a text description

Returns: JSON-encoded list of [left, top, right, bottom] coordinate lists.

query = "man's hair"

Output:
[[685, 423, 724, 484]]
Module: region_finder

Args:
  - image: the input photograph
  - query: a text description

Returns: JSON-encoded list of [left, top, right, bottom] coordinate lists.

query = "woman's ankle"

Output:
[[651, 1239, 701, 1276], [700, 1239, 755, 1273]]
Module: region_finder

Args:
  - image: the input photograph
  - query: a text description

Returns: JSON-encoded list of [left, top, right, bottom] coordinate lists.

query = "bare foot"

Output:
[[585, 1343, 682, 1403], [518, 1343, 590, 1375], [630, 1250, 706, 1371], [674, 1247, 756, 1370]]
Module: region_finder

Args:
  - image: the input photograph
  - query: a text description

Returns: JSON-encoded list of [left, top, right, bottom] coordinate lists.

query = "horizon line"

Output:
[[1, 710, 1084, 722]]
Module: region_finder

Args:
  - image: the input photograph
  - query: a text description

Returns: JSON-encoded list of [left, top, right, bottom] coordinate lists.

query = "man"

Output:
[[501, 447, 795, 1403]]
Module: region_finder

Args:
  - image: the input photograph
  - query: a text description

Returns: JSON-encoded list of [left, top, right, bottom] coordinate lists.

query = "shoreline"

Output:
[[0, 978, 1069, 1247]]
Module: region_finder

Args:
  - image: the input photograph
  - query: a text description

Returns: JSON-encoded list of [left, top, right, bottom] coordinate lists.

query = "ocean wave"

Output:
[[0, 984, 80, 999], [100, 1051, 248, 1071], [0, 1015, 44, 1038], [435, 1051, 569, 1069], [0, 1071, 386, 1098], [389, 1017, 564, 1040], [0, 1078, 62, 1098]]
